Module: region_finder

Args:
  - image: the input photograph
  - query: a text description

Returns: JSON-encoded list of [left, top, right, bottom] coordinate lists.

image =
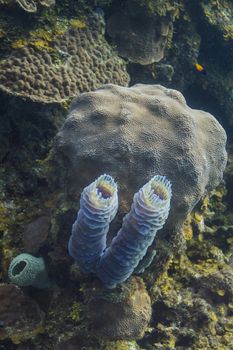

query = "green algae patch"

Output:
[[68, 301, 84, 322], [10, 18, 69, 52], [102, 340, 140, 350], [0, 2, 88, 56], [45, 286, 88, 343], [9, 324, 45, 345], [69, 18, 86, 29]]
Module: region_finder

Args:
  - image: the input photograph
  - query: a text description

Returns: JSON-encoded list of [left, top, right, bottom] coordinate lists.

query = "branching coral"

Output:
[[69, 174, 172, 288]]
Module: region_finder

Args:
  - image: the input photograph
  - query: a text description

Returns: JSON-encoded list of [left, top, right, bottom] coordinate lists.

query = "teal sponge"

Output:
[[8, 253, 51, 288]]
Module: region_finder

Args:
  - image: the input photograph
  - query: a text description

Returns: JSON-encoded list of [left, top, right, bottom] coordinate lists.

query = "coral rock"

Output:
[[0, 283, 44, 344], [107, 0, 172, 65], [87, 277, 152, 340], [201, 0, 233, 41], [24, 215, 50, 253], [197, 266, 233, 302]]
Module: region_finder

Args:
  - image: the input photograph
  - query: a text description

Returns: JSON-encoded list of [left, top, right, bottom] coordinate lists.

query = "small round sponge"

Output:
[[8, 253, 50, 288]]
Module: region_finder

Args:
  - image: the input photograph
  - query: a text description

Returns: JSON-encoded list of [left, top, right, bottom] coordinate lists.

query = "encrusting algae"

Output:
[[142, 167, 233, 349]]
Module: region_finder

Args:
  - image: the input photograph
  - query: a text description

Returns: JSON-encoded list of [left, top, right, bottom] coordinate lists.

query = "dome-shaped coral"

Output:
[[52, 84, 227, 244]]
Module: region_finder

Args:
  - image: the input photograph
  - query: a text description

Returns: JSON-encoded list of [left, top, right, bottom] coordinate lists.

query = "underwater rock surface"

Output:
[[23, 215, 50, 254], [107, 0, 172, 65], [0, 283, 44, 344]]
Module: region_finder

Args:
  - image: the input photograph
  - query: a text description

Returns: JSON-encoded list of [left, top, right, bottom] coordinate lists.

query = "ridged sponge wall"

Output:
[[68, 174, 118, 273], [96, 175, 172, 288]]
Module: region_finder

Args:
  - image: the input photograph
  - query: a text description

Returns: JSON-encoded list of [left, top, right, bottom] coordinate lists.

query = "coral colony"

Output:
[[0, 15, 129, 104], [68, 174, 172, 288]]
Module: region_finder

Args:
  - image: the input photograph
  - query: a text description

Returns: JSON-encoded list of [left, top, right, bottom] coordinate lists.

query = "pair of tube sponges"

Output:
[[68, 174, 172, 289]]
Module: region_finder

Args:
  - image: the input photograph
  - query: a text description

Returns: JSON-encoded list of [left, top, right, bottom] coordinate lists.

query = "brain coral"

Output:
[[0, 0, 54, 12], [52, 84, 227, 249], [0, 15, 129, 103]]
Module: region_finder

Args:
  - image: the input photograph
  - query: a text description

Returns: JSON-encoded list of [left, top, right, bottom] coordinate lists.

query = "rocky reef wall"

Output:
[[1, 1, 233, 350]]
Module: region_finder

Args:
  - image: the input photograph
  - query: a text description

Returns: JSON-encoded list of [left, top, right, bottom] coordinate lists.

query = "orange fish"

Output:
[[195, 63, 206, 75]]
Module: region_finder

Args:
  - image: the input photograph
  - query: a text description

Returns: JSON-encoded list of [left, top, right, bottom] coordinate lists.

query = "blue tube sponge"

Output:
[[96, 175, 172, 288], [68, 174, 118, 273], [8, 253, 51, 288]]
